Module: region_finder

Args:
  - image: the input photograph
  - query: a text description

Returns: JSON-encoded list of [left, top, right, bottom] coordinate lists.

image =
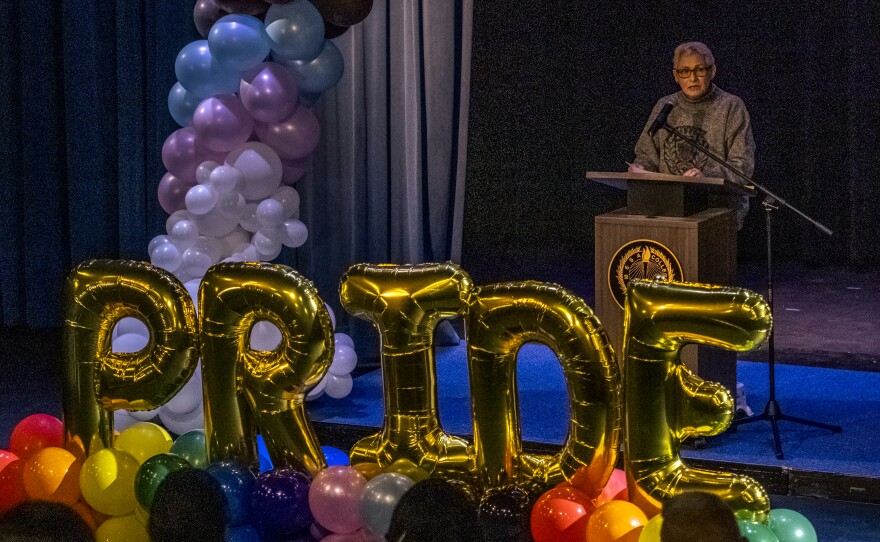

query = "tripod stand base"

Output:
[[731, 399, 842, 459]]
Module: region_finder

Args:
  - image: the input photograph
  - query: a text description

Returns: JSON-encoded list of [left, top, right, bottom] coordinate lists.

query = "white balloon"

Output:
[[324, 373, 353, 399], [151, 243, 182, 272], [192, 206, 240, 237], [271, 186, 300, 218], [112, 333, 149, 353], [128, 408, 160, 422], [113, 410, 139, 432], [239, 243, 259, 262], [196, 160, 221, 184], [250, 320, 282, 351], [325, 303, 336, 329], [239, 203, 261, 232], [170, 219, 199, 249], [166, 210, 191, 234], [280, 219, 308, 248], [219, 228, 250, 256], [159, 402, 204, 436], [334, 332, 355, 350], [113, 317, 149, 340], [225, 142, 283, 201], [148, 235, 173, 255], [181, 246, 213, 278], [184, 278, 201, 310], [185, 184, 218, 215], [253, 229, 282, 257], [306, 374, 328, 401], [256, 199, 285, 228], [208, 164, 244, 193], [217, 192, 246, 220], [329, 344, 357, 376], [162, 372, 203, 415], [192, 236, 223, 263]]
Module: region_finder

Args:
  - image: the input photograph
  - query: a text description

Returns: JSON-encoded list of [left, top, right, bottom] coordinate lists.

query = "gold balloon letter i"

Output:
[[340, 262, 476, 479], [622, 279, 772, 521], [63, 260, 199, 459], [200, 262, 334, 474], [467, 282, 621, 494]]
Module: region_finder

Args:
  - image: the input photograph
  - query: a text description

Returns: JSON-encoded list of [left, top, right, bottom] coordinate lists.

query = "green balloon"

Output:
[[135, 453, 192, 510], [738, 519, 780, 542], [768, 509, 818, 542], [169, 429, 208, 469]]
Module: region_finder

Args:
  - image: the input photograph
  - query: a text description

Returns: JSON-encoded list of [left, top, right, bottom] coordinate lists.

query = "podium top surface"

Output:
[[585, 171, 731, 190]]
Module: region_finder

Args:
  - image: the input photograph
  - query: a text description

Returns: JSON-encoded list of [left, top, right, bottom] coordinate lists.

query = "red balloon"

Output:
[[530, 486, 595, 542], [0, 460, 28, 515], [9, 414, 64, 460], [0, 449, 18, 473]]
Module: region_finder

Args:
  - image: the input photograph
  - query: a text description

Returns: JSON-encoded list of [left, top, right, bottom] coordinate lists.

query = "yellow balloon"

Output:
[[114, 422, 172, 464], [622, 279, 772, 521], [340, 262, 476, 480], [95, 513, 150, 542], [79, 448, 140, 516], [62, 260, 199, 460], [467, 281, 621, 494], [200, 262, 334, 474]]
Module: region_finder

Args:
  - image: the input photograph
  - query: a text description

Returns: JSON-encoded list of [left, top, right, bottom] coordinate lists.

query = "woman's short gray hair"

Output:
[[674, 41, 715, 66]]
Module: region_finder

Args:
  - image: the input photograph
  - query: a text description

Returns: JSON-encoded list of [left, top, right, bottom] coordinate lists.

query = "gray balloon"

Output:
[[359, 473, 415, 539]]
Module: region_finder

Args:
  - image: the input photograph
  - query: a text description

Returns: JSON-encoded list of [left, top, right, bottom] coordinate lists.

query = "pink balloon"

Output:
[[193, 95, 255, 153], [157, 172, 197, 214], [162, 127, 226, 183], [253, 105, 320, 160], [240, 63, 299, 123], [281, 156, 311, 185], [309, 466, 367, 534], [595, 468, 628, 505]]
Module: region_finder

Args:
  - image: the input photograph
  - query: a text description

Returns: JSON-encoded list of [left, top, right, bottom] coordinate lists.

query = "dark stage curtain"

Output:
[[0, 1, 473, 334]]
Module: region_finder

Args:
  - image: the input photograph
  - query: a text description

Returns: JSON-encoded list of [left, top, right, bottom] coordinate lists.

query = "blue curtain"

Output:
[[0, 0, 473, 338]]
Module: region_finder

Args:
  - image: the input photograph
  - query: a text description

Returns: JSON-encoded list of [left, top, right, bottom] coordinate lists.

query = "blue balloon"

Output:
[[256, 435, 273, 473], [206, 461, 258, 526], [225, 524, 262, 542], [167, 82, 201, 127], [175, 40, 242, 99], [264, 1, 325, 61], [321, 445, 350, 467], [209, 15, 270, 72], [251, 467, 313, 539], [283, 39, 344, 94]]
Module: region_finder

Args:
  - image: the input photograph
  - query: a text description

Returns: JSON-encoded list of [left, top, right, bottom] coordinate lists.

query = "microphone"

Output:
[[647, 102, 675, 136]]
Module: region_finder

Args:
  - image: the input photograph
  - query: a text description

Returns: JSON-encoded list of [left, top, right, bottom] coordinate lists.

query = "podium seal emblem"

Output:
[[608, 239, 683, 309]]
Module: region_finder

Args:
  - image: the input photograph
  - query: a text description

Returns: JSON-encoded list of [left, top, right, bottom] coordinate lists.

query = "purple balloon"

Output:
[[193, 94, 254, 152], [240, 63, 299, 123], [253, 105, 320, 160], [281, 155, 311, 185], [157, 172, 196, 214], [193, 0, 229, 38], [251, 467, 313, 539], [161, 127, 226, 183]]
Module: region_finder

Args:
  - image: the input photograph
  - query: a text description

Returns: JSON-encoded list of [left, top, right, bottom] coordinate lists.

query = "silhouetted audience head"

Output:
[[386, 478, 481, 542], [0, 500, 94, 542], [660, 491, 746, 542], [148, 468, 227, 542]]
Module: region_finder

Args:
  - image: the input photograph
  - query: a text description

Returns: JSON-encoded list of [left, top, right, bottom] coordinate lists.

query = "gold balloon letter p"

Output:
[[622, 279, 772, 520]]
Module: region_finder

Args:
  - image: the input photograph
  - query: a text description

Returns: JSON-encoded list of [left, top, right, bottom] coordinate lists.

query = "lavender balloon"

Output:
[[253, 105, 320, 160], [162, 127, 226, 183], [157, 172, 196, 214], [193, 94, 254, 152], [240, 63, 299, 123]]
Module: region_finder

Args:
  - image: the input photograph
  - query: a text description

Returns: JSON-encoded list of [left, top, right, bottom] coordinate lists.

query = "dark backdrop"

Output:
[[462, 0, 880, 300]]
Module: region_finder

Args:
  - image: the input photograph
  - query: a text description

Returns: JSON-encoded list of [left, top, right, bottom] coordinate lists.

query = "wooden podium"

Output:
[[587, 171, 748, 394]]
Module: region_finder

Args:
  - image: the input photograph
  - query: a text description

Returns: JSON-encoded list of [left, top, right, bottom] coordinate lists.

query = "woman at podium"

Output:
[[628, 41, 754, 229]]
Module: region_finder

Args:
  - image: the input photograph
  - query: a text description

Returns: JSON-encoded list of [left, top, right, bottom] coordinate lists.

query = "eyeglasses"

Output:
[[674, 65, 713, 78]]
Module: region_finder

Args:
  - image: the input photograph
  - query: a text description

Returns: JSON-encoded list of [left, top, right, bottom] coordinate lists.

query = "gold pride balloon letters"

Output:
[[61, 260, 771, 519]]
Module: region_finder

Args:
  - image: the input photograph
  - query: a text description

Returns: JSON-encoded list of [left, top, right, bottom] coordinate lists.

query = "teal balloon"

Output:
[[265, 1, 325, 61], [283, 39, 344, 94], [738, 519, 781, 542], [170, 429, 209, 469], [768, 509, 818, 542], [135, 453, 193, 509], [359, 473, 415, 538]]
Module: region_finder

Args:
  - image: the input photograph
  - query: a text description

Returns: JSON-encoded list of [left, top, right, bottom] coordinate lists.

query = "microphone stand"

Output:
[[657, 122, 842, 460]]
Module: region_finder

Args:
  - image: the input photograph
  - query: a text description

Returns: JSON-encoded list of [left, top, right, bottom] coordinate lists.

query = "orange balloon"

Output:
[[71, 500, 100, 531], [23, 447, 82, 505], [530, 486, 596, 542], [586, 500, 647, 542], [0, 459, 28, 514]]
